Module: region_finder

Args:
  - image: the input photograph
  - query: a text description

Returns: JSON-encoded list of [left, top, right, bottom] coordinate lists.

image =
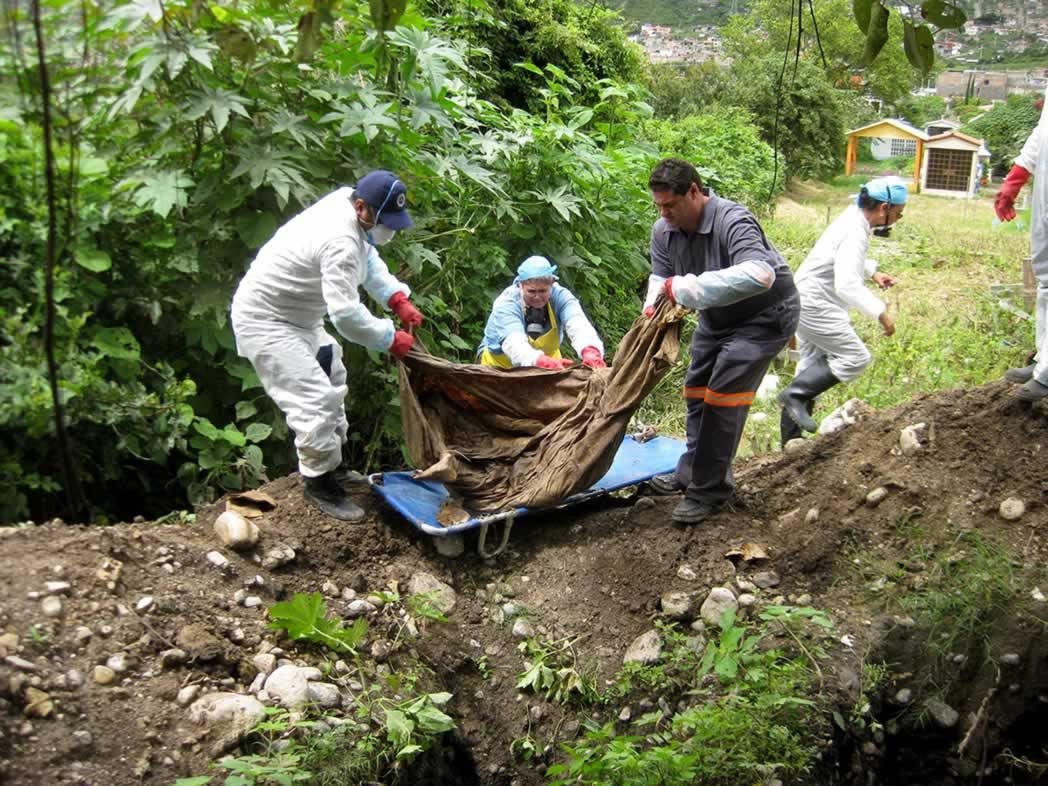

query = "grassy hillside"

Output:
[[609, 0, 745, 29]]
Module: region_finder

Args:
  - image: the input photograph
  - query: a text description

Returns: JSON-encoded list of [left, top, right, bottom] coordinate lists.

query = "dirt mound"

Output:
[[1, 383, 1045, 785]]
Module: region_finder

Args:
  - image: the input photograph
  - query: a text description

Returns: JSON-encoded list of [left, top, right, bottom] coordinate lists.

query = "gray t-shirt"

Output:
[[650, 188, 795, 328]]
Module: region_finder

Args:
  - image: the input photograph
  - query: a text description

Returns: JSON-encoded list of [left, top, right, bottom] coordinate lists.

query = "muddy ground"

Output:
[[1, 382, 1046, 786]]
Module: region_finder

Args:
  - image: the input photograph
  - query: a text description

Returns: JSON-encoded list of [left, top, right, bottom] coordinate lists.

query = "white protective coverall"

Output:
[[1016, 87, 1048, 385], [793, 203, 884, 382], [231, 187, 409, 477]]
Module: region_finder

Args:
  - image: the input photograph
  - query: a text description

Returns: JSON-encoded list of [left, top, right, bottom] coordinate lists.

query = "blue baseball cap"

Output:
[[514, 256, 559, 283], [355, 170, 414, 230], [860, 176, 908, 206]]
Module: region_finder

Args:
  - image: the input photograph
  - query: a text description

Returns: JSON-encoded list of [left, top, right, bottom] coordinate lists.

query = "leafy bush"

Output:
[[644, 107, 780, 212], [963, 94, 1040, 172]]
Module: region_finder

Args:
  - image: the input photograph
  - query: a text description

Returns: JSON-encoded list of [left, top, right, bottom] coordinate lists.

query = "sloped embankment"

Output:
[[0, 382, 1045, 785]]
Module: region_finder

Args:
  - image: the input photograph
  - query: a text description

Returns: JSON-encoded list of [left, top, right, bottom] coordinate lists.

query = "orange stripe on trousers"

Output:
[[682, 386, 755, 406]]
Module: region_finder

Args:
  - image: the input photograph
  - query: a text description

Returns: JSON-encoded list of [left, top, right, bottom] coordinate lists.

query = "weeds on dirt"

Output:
[[859, 527, 1023, 670], [548, 609, 830, 785], [517, 635, 601, 705], [176, 591, 461, 785], [267, 592, 368, 656]]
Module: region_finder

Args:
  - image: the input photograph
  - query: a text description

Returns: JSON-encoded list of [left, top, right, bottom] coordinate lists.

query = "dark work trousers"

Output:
[[674, 295, 799, 504]]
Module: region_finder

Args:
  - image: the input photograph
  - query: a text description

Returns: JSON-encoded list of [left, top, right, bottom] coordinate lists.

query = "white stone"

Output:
[[41, 596, 63, 617], [177, 685, 202, 706], [243, 596, 263, 608], [206, 551, 230, 569], [406, 572, 457, 614], [74, 626, 93, 646], [676, 564, 698, 581], [252, 653, 277, 676], [264, 665, 323, 709], [511, 619, 535, 640], [45, 581, 72, 595], [623, 630, 662, 665], [106, 653, 130, 673], [700, 587, 739, 626], [135, 596, 154, 613], [866, 487, 888, 507], [805, 508, 820, 524], [660, 591, 698, 621], [307, 682, 342, 708], [188, 692, 266, 727], [214, 511, 259, 551], [899, 423, 925, 456], [434, 534, 465, 558], [346, 600, 376, 618], [261, 544, 296, 570], [999, 498, 1025, 521], [784, 438, 806, 455]]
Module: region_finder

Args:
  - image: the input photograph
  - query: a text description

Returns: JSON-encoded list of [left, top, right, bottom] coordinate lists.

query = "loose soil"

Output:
[[1, 382, 1046, 786]]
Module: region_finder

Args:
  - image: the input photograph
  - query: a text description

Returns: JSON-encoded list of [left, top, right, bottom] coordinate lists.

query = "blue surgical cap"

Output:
[[514, 256, 559, 283], [860, 176, 909, 206]]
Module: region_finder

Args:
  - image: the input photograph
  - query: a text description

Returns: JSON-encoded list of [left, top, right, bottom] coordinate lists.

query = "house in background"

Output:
[[919, 131, 991, 197], [867, 119, 927, 160], [924, 118, 961, 138], [936, 70, 1009, 101]]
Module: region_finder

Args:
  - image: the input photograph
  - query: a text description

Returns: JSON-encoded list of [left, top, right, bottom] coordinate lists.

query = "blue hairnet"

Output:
[[514, 256, 558, 283], [860, 176, 909, 206]]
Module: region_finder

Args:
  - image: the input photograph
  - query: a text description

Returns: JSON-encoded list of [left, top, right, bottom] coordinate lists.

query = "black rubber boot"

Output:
[[304, 471, 365, 522], [1004, 364, 1035, 384], [777, 357, 840, 433], [1014, 378, 1048, 401], [779, 400, 812, 448]]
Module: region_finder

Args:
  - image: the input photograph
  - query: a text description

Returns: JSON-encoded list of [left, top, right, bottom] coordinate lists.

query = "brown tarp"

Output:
[[397, 300, 684, 513]]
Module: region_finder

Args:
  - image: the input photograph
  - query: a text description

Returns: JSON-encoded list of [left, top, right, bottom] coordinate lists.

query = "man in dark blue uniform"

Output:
[[641, 159, 800, 524]]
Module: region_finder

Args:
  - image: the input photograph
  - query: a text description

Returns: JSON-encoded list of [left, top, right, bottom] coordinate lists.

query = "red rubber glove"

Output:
[[663, 276, 676, 305], [643, 306, 655, 318], [536, 354, 573, 370], [389, 330, 414, 358], [995, 165, 1031, 222], [388, 291, 423, 328], [581, 346, 606, 368]]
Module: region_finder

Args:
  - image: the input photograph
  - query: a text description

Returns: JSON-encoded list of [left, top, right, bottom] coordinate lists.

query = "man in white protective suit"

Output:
[[231, 170, 423, 521], [777, 176, 903, 444], [995, 89, 1048, 401]]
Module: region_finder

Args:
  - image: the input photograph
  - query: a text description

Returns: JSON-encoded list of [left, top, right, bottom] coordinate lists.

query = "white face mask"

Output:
[[367, 223, 396, 246]]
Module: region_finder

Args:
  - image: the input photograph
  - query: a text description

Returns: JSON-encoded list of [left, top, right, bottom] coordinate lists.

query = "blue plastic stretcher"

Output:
[[368, 435, 685, 556]]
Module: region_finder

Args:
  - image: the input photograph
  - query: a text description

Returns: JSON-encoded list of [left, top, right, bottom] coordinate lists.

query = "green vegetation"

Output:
[[268, 592, 370, 656], [547, 608, 830, 786], [177, 591, 460, 784], [963, 94, 1041, 172], [3, 0, 785, 523]]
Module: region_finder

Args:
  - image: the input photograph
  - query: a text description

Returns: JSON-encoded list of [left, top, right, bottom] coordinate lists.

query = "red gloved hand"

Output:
[[643, 306, 655, 318], [663, 277, 676, 305], [995, 165, 1031, 222], [581, 346, 606, 368], [389, 330, 414, 358], [536, 354, 573, 370], [388, 292, 423, 328]]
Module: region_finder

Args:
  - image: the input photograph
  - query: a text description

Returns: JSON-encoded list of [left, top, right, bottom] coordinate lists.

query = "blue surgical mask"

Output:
[[367, 224, 396, 246]]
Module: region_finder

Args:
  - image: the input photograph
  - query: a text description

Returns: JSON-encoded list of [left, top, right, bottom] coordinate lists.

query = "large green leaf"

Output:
[[902, 21, 935, 73], [921, 0, 966, 29], [852, 0, 873, 34], [130, 170, 194, 218], [235, 211, 277, 249], [91, 327, 141, 361], [862, 2, 890, 65], [75, 245, 112, 272], [184, 87, 250, 133]]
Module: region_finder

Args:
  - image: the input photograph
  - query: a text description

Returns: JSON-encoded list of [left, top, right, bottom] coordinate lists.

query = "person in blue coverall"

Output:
[[477, 256, 607, 369]]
